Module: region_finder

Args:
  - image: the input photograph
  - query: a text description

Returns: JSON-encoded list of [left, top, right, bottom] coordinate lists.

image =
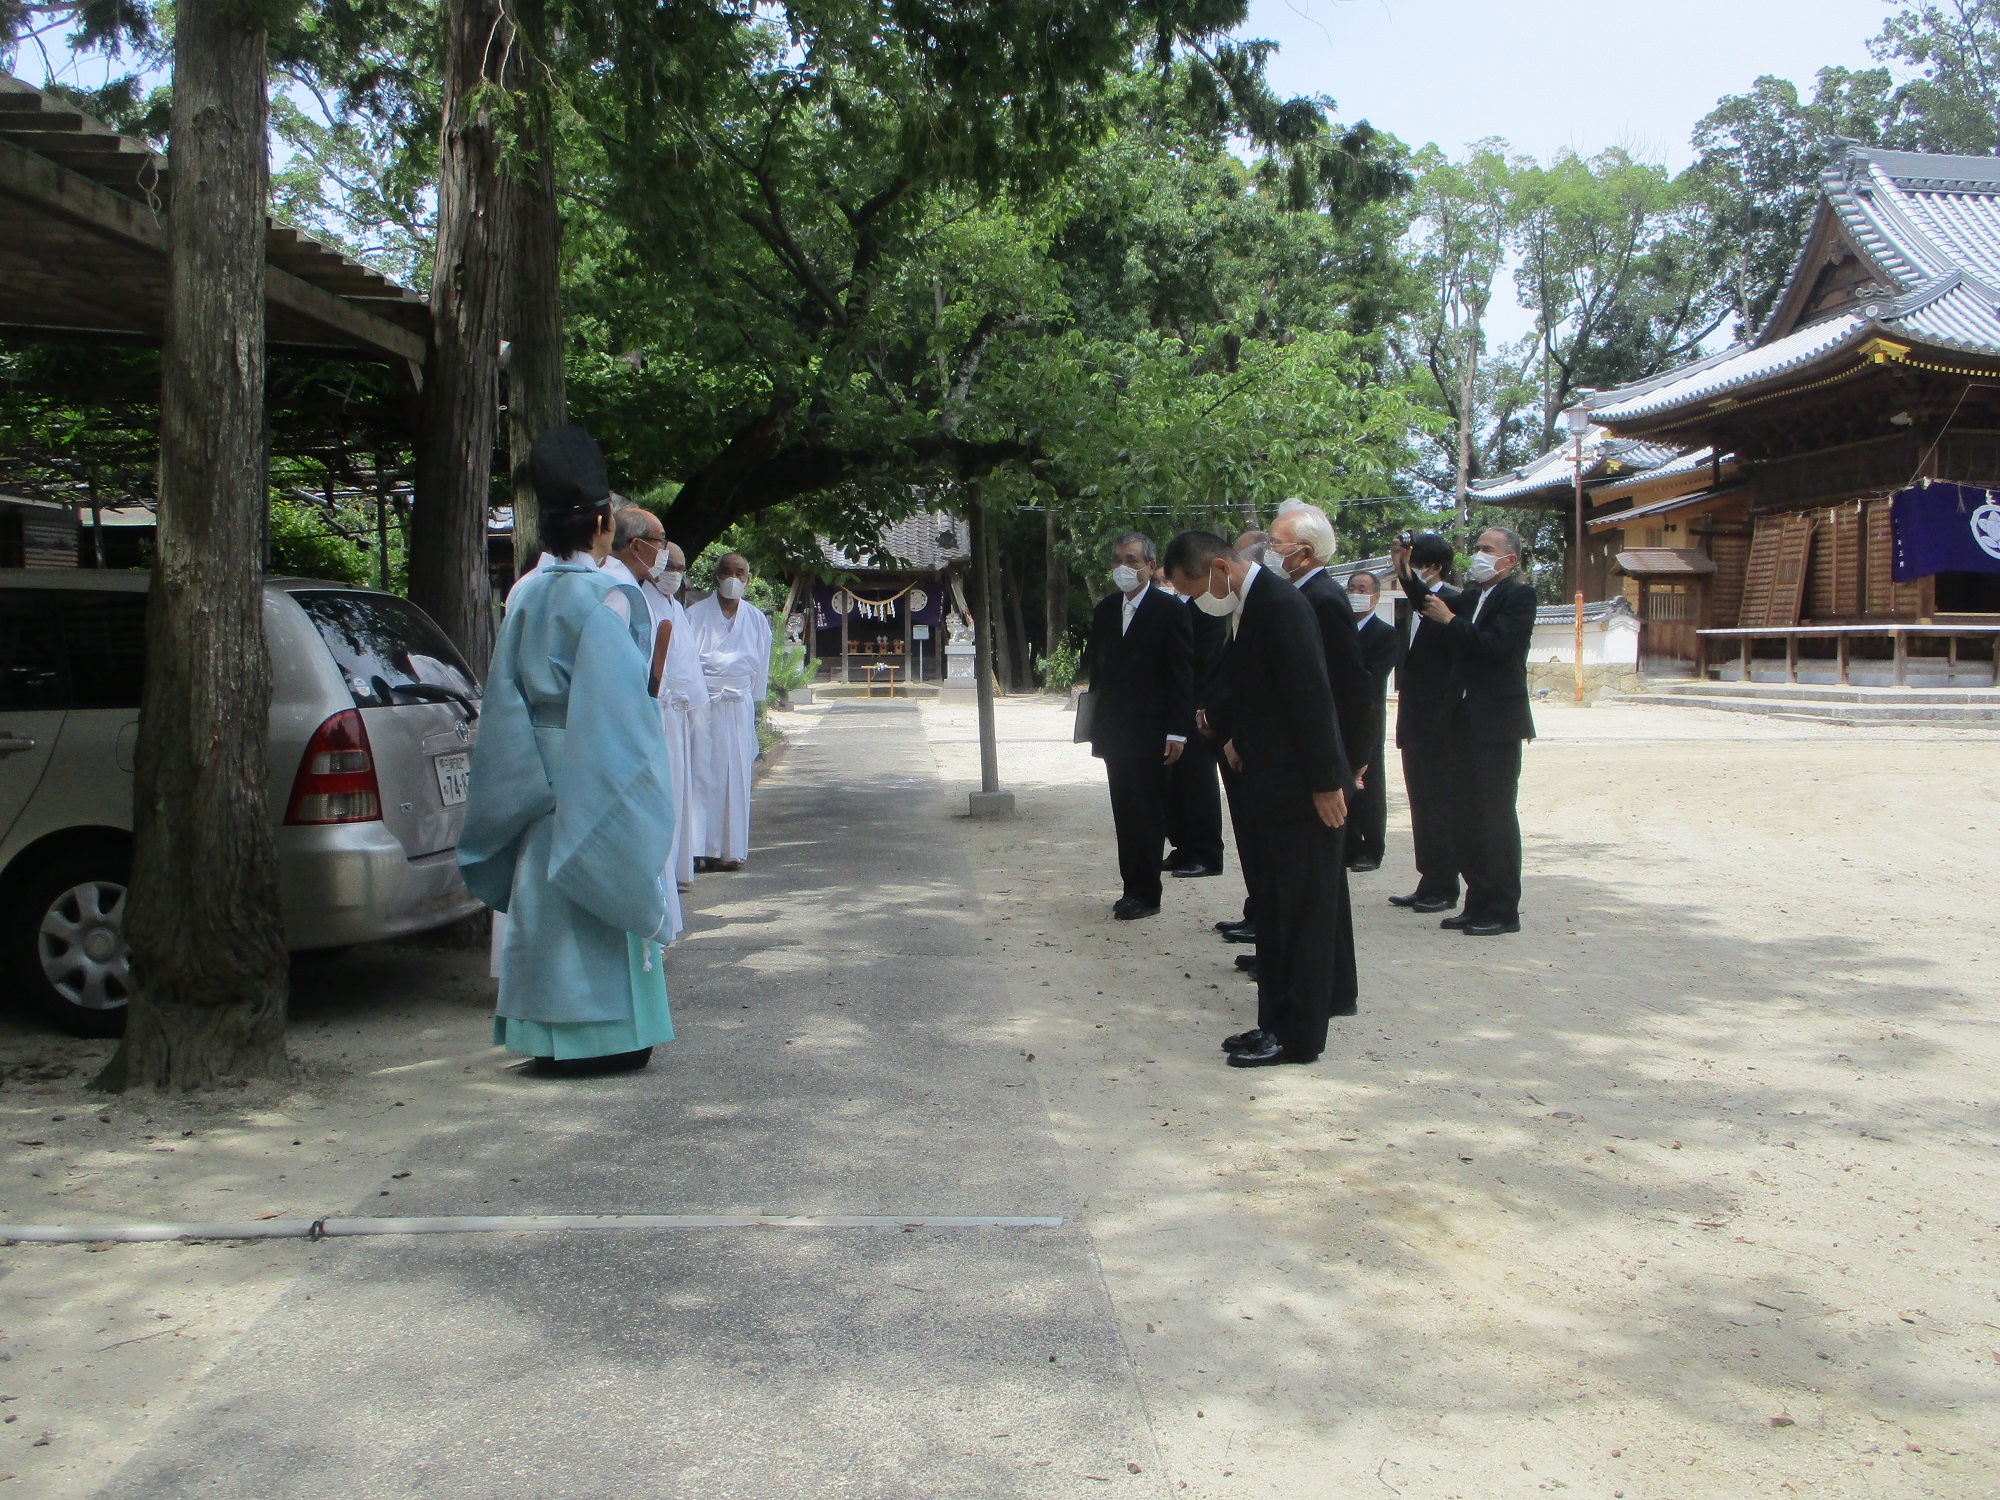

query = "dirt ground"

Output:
[[919, 693, 1999, 1499], [0, 692, 1994, 1497]]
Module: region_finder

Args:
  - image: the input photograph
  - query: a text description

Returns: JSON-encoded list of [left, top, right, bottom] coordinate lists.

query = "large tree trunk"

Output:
[[1455, 299, 1481, 529], [100, 0, 288, 1091], [1043, 507, 1067, 654], [967, 485, 1000, 793], [411, 0, 514, 677], [504, 0, 566, 583]]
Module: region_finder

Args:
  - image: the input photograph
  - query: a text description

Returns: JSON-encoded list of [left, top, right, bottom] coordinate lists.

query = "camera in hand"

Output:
[[1397, 529, 1415, 547]]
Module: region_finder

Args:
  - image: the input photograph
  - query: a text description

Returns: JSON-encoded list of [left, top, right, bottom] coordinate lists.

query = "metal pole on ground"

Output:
[[966, 484, 1013, 816]]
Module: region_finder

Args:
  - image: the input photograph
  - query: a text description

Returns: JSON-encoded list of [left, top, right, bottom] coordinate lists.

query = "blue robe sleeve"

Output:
[[457, 609, 555, 913], [547, 600, 677, 938]]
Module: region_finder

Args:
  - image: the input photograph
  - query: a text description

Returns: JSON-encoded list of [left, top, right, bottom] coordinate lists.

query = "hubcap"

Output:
[[37, 880, 131, 1012]]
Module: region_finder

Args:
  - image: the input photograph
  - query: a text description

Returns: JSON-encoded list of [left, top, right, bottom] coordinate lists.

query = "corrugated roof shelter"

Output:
[[0, 72, 428, 368]]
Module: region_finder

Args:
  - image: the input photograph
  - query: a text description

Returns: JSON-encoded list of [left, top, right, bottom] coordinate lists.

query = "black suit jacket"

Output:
[[1296, 569, 1379, 769], [1444, 574, 1538, 743], [1228, 568, 1349, 794], [1394, 580, 1462, 748], [1080, 587, 1194, 760], [1356, 615, 1397, 727]]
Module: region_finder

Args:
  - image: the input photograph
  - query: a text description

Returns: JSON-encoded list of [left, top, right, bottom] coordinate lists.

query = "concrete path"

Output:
[[103, 703, 1164, 1498]]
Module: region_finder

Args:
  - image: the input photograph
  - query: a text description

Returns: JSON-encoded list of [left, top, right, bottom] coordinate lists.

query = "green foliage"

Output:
[[269, 493, 373, 584], [1871, 0, 2000, 153], [767, 639, 812, 706], [1034, 633, 1084, 692]]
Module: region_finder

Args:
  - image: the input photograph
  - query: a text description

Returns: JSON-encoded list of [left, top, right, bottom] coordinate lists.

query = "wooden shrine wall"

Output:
[[1734, 500, 1923, 624], [1708, 532, 1750, 627]]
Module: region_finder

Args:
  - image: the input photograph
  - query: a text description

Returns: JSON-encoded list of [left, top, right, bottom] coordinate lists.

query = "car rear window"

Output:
[[0, 594, 65, 709], [292, 591, 481, 709], [61, 592, 147, 708]]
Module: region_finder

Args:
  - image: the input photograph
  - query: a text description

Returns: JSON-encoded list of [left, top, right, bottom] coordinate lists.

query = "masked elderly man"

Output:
[[606, 506, 700, 933], [1165, 528, 1355, 1068], [687, 552, 770, 871], [459, 426, 677, 1075]]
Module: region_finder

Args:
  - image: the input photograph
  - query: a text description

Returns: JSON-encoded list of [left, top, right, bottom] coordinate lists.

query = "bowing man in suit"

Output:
[[1418, 525, 1536, 936], [1165, 530, 1354, 1069], [1079, 532, 1194, 920], [1202, 531, 1268, 948], [1343, 570, 1398, 872], [1387, 533, 1463, 913]]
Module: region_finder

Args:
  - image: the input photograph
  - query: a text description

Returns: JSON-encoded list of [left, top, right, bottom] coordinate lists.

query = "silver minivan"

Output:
[[0, 569, 485, 1036]]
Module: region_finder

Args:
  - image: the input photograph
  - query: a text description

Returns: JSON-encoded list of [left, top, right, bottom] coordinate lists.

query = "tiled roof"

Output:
[[1533, 598, 1634, 626], [817, 510, 971, 573], [1585, 484, 1748, 532], [1595, 143, 2000, 428], [1615, 547, 1717, 578], [1470, 429, 1696, 502], [1590, 314, 1871, 423]]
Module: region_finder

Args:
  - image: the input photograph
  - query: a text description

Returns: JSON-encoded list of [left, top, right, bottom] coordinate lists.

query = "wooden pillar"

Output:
[[1740, 635, 1751, 683], [1837, 632, 1850, 686], [1785, 633, 1798, 684], [1893, 628, 1908, 686], [840, 600, 850, 684]]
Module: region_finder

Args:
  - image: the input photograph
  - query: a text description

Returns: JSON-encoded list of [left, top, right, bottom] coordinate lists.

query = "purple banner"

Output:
[[1893, 482, 2000, 580]]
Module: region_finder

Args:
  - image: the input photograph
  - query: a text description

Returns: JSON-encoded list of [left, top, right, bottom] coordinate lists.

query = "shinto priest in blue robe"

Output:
[[458, 456, 677, 1062]]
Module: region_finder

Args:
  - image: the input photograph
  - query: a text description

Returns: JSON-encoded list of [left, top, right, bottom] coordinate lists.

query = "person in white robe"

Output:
[[686, 552, 771, 869], [605, 507, 686, 941], [652, 541, 706, 891]]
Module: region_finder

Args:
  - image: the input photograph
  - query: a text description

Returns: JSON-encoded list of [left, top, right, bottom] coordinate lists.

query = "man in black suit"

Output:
[[1165, 530, 1354, 1068], [1202, 531, 1266, 950], [1079, 531, 1193, 919], [1267, 504, 1378, 808], [1388, 533, 1463, 913], [1163, 581, 1227, 879], [1343, 570, 1398, 872], [1416, 525, 1537, 937]]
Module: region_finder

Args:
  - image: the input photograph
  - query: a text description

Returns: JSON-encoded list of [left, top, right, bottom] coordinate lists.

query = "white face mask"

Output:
[[1111, 564, 1143, 594], [1193, 566, 1237, 616], [656, 568, 684, 594], [717, 575, 747, 601], [1349, 592, 1373, 615], [1261, 548, 1289, 574], [1419, 566, 1443, 586], [1468, 552, 1502, 584]]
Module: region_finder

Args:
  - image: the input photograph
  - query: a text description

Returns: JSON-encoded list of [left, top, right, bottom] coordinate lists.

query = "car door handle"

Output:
[[0, 734, 35, 755]]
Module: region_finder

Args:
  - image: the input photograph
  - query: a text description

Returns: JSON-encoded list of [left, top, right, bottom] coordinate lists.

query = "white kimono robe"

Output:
[[604, 557, 684, 940], [649, 580, 706, 888], [686, 593, 771, 863]]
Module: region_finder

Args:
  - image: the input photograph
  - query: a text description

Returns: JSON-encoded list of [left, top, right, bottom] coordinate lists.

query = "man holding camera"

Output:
[[1388, 533, 1463, 913]]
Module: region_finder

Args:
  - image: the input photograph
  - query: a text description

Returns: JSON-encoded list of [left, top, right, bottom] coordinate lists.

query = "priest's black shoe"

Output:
[[1221, 922, 1257, 944], [1226, 1035, 1307, 1068], [1439, 911, 1475, 930], [1113, 897, 1160, 920], [1214, 917, 1245, 934], [1347, 857, 1381, 873], [1412, 896, 1456, 913], [1172, 861, 1222, 879], [1462, 918, 1522, 936], [1221, 1028, 1272, 1054]]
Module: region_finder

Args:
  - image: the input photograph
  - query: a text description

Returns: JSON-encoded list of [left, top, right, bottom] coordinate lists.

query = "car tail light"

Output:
[[286, 709, 382, 825]]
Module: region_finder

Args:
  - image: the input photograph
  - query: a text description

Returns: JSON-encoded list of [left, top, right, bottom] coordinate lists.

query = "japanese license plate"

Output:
[[433, 751, 471, 807]]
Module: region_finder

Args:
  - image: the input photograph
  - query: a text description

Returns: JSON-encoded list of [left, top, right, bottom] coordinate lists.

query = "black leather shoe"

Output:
[[1221, 1028, 1270, 1054], [1113, 897, 1160, 921], [1226, 1035, 1310, 1068], [1233, 953, 1258, 972], [1462, 918, 1521, 936], [1412, 897, 1456, 913], [1160, 854, 1187, 872], [1439, 912, 1475, 930], [1214, 917, 1247, 934], [1222, 923, 1257, 944], [1172, 861, 1222, 879], [1388, 892, 1422, 907], [1347, 857, 1381, 873], [532, 1048, 653, 1077]]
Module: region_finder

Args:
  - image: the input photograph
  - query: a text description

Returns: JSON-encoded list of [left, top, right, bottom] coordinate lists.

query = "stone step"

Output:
[[1617, 692, 2000, 724], [1639, 679, 2000, 704]]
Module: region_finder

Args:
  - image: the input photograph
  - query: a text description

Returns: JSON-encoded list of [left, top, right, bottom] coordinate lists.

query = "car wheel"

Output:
[[7, 845, 132, 1038]]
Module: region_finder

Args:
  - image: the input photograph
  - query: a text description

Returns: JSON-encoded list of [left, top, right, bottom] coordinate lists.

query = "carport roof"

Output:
[[0, 72, 429, 367]]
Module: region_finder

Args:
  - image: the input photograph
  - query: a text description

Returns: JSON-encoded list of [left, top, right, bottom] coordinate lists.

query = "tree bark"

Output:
[[1455, 294, 1483, 530], [504, 0, 566, 584], [411, 0, 514, 677], [1043, 506, 1067, 656], [985, 515, 1014, 694], [100, 0, 288, 1092]]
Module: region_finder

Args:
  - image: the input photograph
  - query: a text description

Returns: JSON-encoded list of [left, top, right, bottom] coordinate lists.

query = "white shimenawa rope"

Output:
[[0, 1214, 1064, 1245]]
